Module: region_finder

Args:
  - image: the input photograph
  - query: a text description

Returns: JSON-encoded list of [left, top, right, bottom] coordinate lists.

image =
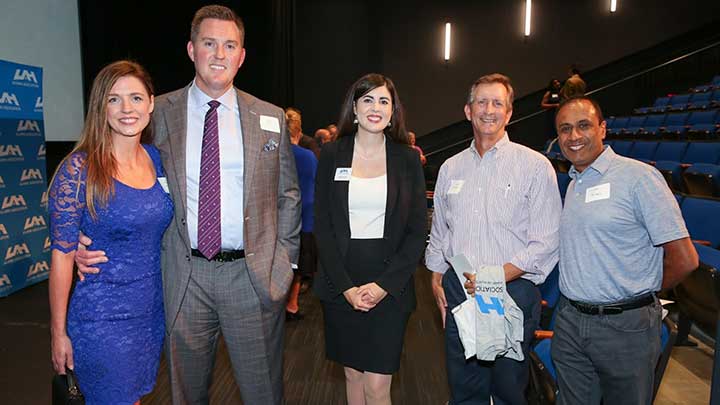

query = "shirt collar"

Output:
[[568, 145, 615, 178], [469, 132, 510, 160], [189, 80, 237, 111]]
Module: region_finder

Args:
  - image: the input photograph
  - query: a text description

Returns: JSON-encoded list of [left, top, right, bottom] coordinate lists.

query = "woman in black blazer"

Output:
[[313, 73, 427, 405]]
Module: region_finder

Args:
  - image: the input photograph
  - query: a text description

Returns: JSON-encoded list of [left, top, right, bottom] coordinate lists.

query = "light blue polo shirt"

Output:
[[559, 146, 689, 303]]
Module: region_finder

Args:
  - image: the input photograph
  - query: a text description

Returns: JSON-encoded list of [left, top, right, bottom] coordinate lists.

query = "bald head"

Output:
[[315, 128, 331, 144]]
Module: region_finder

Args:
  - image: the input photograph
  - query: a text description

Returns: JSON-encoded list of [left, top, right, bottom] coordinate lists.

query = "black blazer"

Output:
[[313, 135, 427, 312]]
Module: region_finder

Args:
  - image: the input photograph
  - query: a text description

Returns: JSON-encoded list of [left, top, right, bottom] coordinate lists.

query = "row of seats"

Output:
[[689, 75, 720, 93], [607, 109, 720, 140], [634, 91, 720, 114]]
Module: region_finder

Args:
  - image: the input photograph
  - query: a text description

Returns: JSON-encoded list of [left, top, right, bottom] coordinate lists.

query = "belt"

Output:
[[191, 249, 245, 262], [567, 293, 655, 315]]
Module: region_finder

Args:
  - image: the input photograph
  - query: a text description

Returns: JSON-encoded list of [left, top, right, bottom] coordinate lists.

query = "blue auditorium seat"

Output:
[[644, 97, 671, 114], [682, 163, 720, 197], [683, 142, 720, 164], [612, 141, 633, 156], [539, 265, 560, 309], [621, 115, 647, 136], [687, 110, 719, 140], [556, 172, 571, 201], [655, 160, 684, 192], [659, 112, 690, 139], [688, 92, 712, 110], [666, 94, 692, 111], [653, 141, 688, 162], [637, 114, 666, 139], [712, 75, 720, 87], [628, 141, 658, 163], [681, 196, 720, 247], [607, 116, 630, 137], [711, 90, 720, 108]]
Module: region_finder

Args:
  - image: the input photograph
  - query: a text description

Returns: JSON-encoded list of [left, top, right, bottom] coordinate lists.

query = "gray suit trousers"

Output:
[[166, 256, 285, 404]]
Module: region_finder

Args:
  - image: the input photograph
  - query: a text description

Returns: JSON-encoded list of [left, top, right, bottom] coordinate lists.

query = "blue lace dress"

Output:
[[49, 144, 173, 405]]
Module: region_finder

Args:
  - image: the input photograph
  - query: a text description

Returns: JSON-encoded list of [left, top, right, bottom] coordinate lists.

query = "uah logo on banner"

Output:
[[0, 144, 23, 162], [1, 194, 28, 214], [16, 120, 41, 136], [23, 215, 47, 234], [0, 223, 8, 240], [5, 242, 31, 264], [12, 69, 39, 88], [40, 191, 48, 209], [0, 175, 5, 188], [0, 273, 12, 292], [0, 91, 21, 111], [37, 144, 45, 159], [34, 97, 43, 113], [19, 168, 43, 186], [26, 260, 49, 281], [43, 236, 51, 252]]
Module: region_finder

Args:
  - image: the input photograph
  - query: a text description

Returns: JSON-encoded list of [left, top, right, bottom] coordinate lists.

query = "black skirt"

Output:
[[321, 238, 410, 374]]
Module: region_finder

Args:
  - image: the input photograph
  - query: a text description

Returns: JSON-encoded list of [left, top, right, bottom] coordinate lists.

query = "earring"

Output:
[[387, 121, 392, 128], [353, 117, 358, 124]]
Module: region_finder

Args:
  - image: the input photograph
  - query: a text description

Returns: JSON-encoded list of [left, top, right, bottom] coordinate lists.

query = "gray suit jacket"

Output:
[[153, 84, 301, 331]]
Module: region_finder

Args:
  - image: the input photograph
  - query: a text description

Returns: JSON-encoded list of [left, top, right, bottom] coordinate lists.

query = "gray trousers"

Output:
[[551, 296, 661, 405], [166, 256, 285, 405]]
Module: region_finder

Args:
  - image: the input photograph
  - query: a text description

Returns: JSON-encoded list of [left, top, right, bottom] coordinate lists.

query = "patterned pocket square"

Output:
[[263, 139, 279, 151]]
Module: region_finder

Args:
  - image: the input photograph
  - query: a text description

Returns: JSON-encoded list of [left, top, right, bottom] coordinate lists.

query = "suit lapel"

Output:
[[335, 137, 354, 228], [164, 86, 192, 248], [384, 140, 403, 233], [237, 90, 261, 212]]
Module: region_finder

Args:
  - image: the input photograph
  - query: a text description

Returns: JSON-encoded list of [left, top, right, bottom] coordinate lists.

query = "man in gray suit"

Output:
[[77, 5, 300, 404]]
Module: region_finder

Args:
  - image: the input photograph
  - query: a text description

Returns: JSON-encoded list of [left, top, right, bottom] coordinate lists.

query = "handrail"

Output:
[[426, 38, 720, 158]]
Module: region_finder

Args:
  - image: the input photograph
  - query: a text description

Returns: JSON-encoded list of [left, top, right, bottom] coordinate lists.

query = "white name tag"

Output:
[[448, 180, 465, 195], [157, 177, 170, 193], [259, 115, 280, 133], [334, 168, 352, 181], [585, 183, 610, 203]]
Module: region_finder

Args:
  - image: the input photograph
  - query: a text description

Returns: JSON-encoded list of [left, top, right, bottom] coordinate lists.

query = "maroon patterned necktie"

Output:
[[197, 100, 221, 259]]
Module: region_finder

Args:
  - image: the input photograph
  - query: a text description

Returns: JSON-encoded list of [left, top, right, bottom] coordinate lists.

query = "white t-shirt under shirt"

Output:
[[348, 174, 387, 239]]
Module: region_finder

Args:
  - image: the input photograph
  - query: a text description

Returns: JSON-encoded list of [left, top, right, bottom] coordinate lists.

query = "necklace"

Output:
[[354, 136, 386, 160]]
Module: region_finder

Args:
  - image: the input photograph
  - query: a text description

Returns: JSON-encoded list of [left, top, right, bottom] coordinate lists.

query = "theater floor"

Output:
[[0, 268, 712, 404]]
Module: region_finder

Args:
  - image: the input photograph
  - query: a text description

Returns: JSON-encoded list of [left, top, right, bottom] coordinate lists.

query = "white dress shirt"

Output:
[[425, 134, 561, 285], [186, 82, 244, 250]]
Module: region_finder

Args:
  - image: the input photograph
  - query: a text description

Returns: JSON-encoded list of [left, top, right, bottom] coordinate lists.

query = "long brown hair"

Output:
[[337, 73, 409, 145], [61, 60, 154, 219]]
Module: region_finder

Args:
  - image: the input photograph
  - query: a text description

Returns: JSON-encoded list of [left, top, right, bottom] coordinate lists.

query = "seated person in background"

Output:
[[286, 107, 320, 158], [559, 65, 586, 101], [286, 108, 319, 320], [540, 79, 561, 110], [408, 131, 427, 166], [315, 127, 332, 149]]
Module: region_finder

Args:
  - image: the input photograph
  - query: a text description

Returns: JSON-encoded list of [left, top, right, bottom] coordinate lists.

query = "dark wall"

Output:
[[294, 0, 720, 137]]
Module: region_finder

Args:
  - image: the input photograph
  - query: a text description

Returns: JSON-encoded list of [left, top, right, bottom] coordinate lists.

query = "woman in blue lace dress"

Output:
[[49, 61, 173, 405]]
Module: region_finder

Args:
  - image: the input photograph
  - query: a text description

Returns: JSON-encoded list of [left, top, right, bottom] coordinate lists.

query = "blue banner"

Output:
[[0, 59, 49, 296]]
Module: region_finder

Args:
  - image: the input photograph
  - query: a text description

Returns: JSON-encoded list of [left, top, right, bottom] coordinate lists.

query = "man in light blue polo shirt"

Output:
[[551, 96, 698, 405]]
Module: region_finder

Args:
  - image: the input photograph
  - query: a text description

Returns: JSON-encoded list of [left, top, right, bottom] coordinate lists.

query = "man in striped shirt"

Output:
[[426, 73, 562, 405]]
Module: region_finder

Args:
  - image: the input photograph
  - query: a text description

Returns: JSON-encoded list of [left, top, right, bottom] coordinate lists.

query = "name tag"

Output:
[[448, 180, 465, 195], [585, 183, 610, 203], [157, 177, 170, 193], [334, 168, 352, 181], [259, 115, 280, 133]]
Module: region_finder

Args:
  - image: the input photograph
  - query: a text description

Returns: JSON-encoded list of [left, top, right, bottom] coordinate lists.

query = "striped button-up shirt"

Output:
[[425, 134, 561, 285]]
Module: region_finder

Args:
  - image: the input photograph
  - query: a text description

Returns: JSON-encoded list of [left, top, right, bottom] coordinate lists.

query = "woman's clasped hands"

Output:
[[343, 283, 388, 312]]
